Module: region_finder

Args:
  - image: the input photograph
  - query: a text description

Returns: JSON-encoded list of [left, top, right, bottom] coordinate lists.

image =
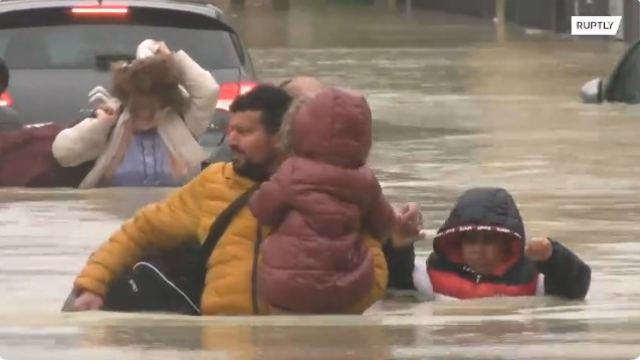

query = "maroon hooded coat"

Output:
[[249, 88, 396, 313]]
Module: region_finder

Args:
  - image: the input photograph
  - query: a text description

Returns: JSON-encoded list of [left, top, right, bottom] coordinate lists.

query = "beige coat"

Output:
[[52, 50, 219, 189]]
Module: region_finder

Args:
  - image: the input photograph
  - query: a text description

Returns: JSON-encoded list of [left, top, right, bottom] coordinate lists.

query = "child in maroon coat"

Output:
[[249, 87, 396, 313]]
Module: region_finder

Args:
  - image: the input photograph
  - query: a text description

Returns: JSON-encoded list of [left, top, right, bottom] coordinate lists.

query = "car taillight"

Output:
[[71, 4, 129, 16], [216, 81, 258, 112], [0, 91, 14, 107]]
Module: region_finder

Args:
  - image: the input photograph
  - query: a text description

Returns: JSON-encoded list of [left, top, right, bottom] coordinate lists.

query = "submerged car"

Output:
[[581, 40, 640, 104]]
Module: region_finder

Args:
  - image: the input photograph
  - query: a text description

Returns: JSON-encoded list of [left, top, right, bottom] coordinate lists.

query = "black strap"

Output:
[[251, 225, 263, 314], [201, 186, 257, 261]]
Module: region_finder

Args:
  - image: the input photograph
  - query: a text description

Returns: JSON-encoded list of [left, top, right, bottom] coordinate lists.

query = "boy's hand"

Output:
[[525, 237, 553, 262]]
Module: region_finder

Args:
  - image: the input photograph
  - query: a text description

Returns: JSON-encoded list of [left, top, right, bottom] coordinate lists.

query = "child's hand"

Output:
[[525, 237, 553, 262]]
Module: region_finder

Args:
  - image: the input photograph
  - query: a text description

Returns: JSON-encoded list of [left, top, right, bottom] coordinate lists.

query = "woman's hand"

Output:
[[95, 108, 118, 127], [155, 41, 171, 56]]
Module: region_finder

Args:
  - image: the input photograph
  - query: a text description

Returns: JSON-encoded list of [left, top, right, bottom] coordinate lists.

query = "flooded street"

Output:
[[3, 4, 640, 359]]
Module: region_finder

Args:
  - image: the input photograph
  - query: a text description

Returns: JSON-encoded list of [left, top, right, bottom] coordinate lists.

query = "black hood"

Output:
[[433, 188, 525, 275]]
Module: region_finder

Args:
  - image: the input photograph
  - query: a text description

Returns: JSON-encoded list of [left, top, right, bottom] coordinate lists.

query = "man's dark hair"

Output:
[[230, 84, 292, 134], [0, 58, 8, 94]]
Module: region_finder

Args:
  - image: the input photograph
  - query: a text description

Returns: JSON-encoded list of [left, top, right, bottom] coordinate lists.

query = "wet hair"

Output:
[[0, 58, 8, 94], [230, 84, 293, 134], [110, 54, 187, 114]]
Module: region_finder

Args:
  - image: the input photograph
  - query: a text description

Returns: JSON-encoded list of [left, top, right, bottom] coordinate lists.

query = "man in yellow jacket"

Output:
[[71, 84, 422, 315]]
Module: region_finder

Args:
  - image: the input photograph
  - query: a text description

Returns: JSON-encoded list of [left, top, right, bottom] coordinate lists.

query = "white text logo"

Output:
[[571, 16, 622, 36]]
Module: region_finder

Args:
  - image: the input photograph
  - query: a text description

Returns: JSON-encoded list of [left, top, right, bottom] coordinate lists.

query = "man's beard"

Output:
[[232, 158, 270, 182]]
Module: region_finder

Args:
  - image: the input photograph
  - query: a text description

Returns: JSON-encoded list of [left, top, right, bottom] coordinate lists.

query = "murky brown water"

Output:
[[2, 4, 640, 359]]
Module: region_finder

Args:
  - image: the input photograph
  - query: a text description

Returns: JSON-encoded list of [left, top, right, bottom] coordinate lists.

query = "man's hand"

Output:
[[73, 291, 104, 311], [525, 237, 553, 262], [390, 203, 424, 248]]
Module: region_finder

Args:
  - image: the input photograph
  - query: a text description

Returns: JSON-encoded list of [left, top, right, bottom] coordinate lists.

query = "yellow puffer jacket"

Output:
[[75, 162, 388, 315]]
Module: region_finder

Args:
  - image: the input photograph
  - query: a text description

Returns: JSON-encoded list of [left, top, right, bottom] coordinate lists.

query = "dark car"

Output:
[[0, 0, 257, 150], [581, 40, 640, 104]]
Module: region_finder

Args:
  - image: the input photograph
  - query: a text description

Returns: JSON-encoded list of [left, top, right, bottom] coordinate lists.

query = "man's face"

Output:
[[227, 110, 280, 180], [460, 232, 511, 275]]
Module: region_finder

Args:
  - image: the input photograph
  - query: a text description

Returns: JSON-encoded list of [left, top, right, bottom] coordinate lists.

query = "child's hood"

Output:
[[292, 87, 372, 169], [433, 187, 526, 275]]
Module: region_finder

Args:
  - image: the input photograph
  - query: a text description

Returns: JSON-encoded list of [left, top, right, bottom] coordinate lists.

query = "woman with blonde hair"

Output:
[[52, 40, 218, 188]]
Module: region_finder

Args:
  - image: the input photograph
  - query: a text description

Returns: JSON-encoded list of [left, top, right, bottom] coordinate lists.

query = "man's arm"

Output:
[[74, 165, 212, 298], [384, 242, 417, 290], [346, 234, 389, 314]]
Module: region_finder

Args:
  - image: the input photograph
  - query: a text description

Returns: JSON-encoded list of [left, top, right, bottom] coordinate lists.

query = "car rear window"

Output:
[[0, 24, 241, 70]]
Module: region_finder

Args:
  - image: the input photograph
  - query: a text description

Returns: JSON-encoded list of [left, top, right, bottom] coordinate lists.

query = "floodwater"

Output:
[[2, 4, 640, 359]]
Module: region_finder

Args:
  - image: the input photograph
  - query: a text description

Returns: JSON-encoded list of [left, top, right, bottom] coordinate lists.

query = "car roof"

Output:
[[0, 0, 227, 24], [0, 0, 239, 34], [0, 0, 223, 15]]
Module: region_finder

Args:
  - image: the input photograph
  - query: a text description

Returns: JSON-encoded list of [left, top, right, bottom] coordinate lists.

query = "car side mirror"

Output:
[[580, 78, 603, 104]]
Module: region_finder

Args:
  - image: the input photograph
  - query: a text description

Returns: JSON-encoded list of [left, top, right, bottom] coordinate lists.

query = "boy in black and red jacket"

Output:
[[385, 187, 591, 300]]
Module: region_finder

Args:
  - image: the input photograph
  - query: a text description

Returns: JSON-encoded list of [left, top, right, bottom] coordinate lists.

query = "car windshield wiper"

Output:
[[95, 53, 135, 71]]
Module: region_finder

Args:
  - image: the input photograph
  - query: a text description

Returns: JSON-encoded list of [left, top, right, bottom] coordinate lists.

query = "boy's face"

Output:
[[460, 232, 511, 275]]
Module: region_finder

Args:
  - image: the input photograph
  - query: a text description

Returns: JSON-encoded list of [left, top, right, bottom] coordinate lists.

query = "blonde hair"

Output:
[[278, 95, 312, 155]]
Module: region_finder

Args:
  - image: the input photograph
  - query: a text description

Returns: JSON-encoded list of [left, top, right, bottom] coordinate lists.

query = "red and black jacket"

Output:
[[385, 187, 591, 300]]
